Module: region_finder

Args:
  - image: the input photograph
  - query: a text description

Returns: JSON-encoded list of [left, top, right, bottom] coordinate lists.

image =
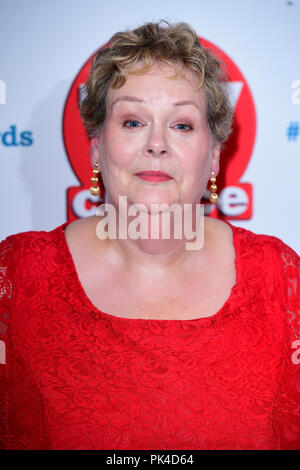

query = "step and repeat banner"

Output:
[[0, 0, 299, 252]]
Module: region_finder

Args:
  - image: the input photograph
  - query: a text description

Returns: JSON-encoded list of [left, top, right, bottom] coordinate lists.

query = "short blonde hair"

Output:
[[80, 20, 233, 146]]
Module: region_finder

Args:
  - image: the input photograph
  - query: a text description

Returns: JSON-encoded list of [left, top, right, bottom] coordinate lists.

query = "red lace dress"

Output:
[[0, 220, 299, 450]]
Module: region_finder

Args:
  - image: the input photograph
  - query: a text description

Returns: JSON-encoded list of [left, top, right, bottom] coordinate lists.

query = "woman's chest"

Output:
[[64, 217, 236, 320], [80, 260, 236, 320]]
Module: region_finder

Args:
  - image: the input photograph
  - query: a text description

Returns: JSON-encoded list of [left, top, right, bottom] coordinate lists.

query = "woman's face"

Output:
[[93, 63, 220, 212]]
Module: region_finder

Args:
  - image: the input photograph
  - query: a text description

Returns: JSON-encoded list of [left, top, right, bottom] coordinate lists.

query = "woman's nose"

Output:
[[144, 125, 169, 157]]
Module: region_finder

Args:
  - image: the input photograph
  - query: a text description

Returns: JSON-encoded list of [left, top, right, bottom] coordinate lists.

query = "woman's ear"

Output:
[[211, 141, 221, 177], [90, 137, 100, 168]]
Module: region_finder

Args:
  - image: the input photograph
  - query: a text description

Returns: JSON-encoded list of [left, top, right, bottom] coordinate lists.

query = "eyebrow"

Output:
[[111, 96, 145, 109], [111, 96, 202, 112], [174, 100, 202, 112]]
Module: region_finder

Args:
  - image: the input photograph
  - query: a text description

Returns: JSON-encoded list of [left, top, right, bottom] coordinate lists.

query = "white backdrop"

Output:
[[0, 0, 299, 253]]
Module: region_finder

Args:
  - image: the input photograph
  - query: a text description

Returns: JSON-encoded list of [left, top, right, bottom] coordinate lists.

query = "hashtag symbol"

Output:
[[287, 121, 300, 141]]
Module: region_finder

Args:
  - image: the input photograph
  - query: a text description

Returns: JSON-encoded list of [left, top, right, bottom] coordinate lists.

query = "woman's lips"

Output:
[[135, 171, 173, 182]]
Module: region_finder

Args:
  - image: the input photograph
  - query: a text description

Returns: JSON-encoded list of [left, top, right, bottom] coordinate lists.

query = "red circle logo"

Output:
[[63, 37, 256, 221]]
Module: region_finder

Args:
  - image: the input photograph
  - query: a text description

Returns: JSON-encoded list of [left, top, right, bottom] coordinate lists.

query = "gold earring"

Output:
[[209, 171, 218, 204], [90, 162, 100, 196]]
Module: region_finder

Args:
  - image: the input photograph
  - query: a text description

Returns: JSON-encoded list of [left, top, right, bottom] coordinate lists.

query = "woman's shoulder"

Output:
[[63, 215, 99, 244], [210, 219, 299, 289], [223, 220, 298, 259], [0, 216, 104, 273], [0, 226, 64, 342], [1, 222, 64, 245], [0, 222, 68, 272]]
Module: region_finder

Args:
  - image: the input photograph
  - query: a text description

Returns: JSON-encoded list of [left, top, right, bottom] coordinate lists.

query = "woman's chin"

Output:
[[124, 186, 178, 210], [126, 196, 179, 214]]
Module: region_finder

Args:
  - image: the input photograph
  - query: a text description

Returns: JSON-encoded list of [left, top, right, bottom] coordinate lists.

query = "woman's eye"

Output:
[[174, 123, 192, 131], [124, 120, 141, 128]]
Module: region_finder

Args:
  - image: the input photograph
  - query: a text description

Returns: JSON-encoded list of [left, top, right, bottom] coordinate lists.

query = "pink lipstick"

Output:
[[135, 171, 172, 182]]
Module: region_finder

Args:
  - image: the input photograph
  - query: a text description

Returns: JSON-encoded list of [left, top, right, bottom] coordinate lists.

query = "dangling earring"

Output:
[[90, 162, 100, 196], [209, 171, 218, 204]]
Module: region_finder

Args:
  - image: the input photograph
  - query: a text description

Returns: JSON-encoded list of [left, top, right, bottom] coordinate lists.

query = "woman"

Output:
[[0, 21, 299, 450]]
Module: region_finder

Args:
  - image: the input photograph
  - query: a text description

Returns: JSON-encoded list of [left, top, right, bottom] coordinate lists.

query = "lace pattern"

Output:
[[0, 223, 299, 450]]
